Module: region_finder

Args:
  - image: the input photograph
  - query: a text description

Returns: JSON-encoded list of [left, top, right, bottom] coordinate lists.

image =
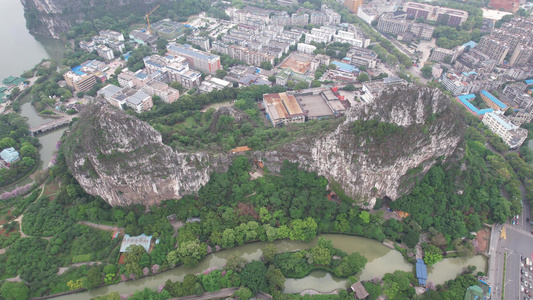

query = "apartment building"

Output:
[[430, 47, 460, 63], [297, 43, 317, 55], [345, 46, 380, 69], [404, 2, 468, 27], [98, 85, 153, 113], [199, 77, 233, 93], [361, 77, 406, 102], [96, 45, 114, 61], [454, 49, 497, 73], [480, 90, 508, 111], [482, 111, 528, 149], [140, 80, 180, 104], [377, 12, 410, 35], [510, 44, 533, 66], [476, 36, 509, 65], [99, 30, 124, 41], [166, 43, 221, 74], [186, 35, 211, 51], [64, 71, 96, 92], [409, 23, 435, 40], [291, 13, 309, 26]]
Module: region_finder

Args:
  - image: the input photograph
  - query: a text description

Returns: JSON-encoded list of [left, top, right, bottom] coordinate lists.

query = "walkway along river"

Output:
[[55, 234, 486, 300]]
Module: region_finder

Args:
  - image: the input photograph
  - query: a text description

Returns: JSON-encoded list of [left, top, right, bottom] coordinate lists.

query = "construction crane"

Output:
[[146, 4, 160, 35]]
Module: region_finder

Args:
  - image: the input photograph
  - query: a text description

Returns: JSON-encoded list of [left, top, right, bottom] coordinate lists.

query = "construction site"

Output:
[[280, 52, 315, 74]]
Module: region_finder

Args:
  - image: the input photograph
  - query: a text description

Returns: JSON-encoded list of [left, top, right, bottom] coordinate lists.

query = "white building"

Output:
[[199, 77, 233, 93], [297, 43, 317, 55], [482, 111, 528, 149], [96, 45, 114, 60]]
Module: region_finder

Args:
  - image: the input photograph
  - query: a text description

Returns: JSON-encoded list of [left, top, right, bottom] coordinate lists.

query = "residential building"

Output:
[[309, 11, 328, 25], [480, 90, 508, 111], [476, 36, 509, 65], [510, 44, 533, 66], [454, 49, 497, 73], [508, 109, 533, 126], [345, 47, 379, 69], [344, 0, 363, 13], [99, 85, 153, 113], [96, 45, 114, 60], [271, 12, 291, 26], [297, 43, 317, 55], [64, 71, 96, 92], [482, 111, 528, 149], [404, 2, 468, 26], [333, 30, 369, 48], [238, 74, 272, 87], [79, 40, 96, 52], [503, 82, 533, 110], [0, 148, 20, 164], [432, 64, 444, 78], [291, 13, 309, 26], [199, 77, 233, 93], [141, 80, 180, 104], [186, 35, 211, 51], [166, 43, 221, 74], [99, 30, 124, 41], [408, 23, 435, 40], [263, 92, 306, 126], [377, 12, 410, 35], [310, 54, 331, 72], [126, 90, 153, 113], [322, 5, 341, 24], [430, 46, 461, 63]]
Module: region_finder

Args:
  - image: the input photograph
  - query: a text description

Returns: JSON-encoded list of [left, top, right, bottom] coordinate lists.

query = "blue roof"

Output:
[[416, 259, 427, 285], [72, 65, 82, 72], [331, 61, 359, 73], [462, 41, 477, 49], [525, 79, 533, 85], [457, 94, 494, 115], [0, 147, 20, 163], [74, 71, 86, 76], [481, 90, 507, 109]]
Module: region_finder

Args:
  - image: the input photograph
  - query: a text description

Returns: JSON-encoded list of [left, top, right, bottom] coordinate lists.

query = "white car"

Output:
[[527, 272, 530, 278], [523, 285, 526, 292]]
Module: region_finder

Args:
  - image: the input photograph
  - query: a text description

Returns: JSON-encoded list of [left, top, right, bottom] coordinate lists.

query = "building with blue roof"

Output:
[[483, 111, 528, 149], [331, 61, 359, 73], [0, 148, 20, 164], [416, 259, 427, 285], [456, 94, 494, 118], [119, 234, 152, 253], [525, 79, 533, 85], [480, 90, 507, 111], [462, 41, 477, 50]]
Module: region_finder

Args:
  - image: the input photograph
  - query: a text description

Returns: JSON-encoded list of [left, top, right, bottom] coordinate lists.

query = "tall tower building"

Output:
[[344, 0, 363, 13]]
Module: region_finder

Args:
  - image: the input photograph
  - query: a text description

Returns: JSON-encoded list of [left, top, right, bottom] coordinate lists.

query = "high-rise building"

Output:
[[344, 0, 363, 13], [510, 44, 533, 66], [476, 36, 509, 65], [482, 111, 528, 149]]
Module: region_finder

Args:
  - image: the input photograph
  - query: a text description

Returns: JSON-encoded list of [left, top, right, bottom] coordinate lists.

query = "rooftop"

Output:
[[167, 43, 219, 62], [416, 259, 427, 285], [264, 92, 305, 120], [481, 90, 507, 109], [331, 61, 359, 73], [0, 147, 20, 163], [119, 234, 152, 253], [296, 94, 333, 118], [457, 94, 494, 116], [488, 111, 517, 131]]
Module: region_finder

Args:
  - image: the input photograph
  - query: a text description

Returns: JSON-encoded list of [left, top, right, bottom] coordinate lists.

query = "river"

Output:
[[0, 0, 65, 80], [0, 0, 67, 193], [56, 234, 486, 299]]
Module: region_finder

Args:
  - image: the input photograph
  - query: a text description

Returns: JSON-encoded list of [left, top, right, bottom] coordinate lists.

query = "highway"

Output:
[[489, 193, 533, 300]]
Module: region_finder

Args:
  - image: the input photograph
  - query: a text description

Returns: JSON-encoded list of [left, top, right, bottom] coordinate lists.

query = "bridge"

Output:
[[29, 118, 70, 136]]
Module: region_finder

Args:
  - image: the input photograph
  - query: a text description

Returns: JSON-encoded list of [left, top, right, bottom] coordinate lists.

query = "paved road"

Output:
[[78, 221, 124, 233]]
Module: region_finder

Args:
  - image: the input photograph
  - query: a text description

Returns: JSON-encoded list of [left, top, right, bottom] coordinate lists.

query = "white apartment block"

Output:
[[482, 111, 528, 149], [297, 43, 317, 55], [141, 81, 180, 104]]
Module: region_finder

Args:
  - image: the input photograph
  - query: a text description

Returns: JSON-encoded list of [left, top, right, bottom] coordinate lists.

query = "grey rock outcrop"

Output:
[[21, 0, 160, 38], [64, 85, 464, 206]]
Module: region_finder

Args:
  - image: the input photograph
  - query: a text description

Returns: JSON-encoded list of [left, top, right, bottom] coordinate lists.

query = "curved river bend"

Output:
[[56, 234, 486, 299]]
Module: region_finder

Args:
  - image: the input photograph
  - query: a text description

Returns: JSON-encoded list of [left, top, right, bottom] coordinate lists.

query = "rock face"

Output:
[[64, 85, 464, 207], [258, 85, 464, 205], [63, 104, 230, 207], [21, 0, 160, 38]]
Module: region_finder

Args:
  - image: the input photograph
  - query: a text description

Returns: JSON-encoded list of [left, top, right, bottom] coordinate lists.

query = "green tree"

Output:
[[424, 244, 443, 266], [241, 261, 268, 294], [234, 287, 253, 300], [289, 217, 317, 242], [260, 61, 273, 70], [84, 267, 103, 289], [0, 282, 29, 300], [216, 69, 228, 79], [265, 265, 285, 292], [262, 244, 277, 264], [357, 72, 370, 82], [295, 81, 309, 90], [421, 65, 433, 78], [286, 80, 295, 88]]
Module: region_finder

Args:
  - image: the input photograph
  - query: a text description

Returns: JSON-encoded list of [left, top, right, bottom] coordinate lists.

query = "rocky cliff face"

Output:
[[64, 85, 464, 207], [21, 0, 160, 38]]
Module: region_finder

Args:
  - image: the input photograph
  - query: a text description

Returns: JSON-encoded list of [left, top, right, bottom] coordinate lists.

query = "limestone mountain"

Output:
[[64, 85, 464, 206]]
